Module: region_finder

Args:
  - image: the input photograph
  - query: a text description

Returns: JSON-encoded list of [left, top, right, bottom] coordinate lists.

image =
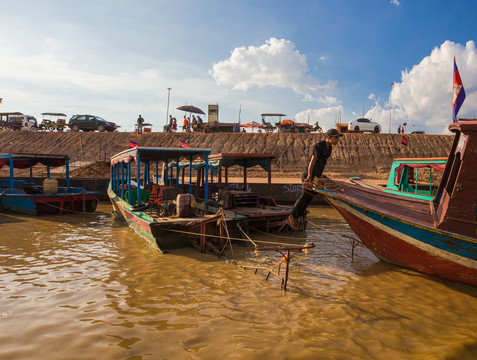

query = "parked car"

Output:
[[411, 131, 425, 134], [348, 118, 381, 133], [68, 115, 118, 132]]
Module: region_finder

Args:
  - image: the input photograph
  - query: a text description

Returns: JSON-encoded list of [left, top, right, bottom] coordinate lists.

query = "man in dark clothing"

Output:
[[137, 115, 144, 134], [288, 128, 343, 229]]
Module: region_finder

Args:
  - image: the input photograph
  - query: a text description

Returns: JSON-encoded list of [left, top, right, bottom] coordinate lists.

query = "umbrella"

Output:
[[176, 105, 205, 115], [240, 121, 262, 128]]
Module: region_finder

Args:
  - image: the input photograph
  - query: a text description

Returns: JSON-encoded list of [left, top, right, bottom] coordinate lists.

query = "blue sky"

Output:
[[1, 0, 476, 133]]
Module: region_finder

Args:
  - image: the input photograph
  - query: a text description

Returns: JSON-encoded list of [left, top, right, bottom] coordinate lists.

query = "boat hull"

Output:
[[1, 190, 99, 216], [325, 196, 477, 287], [109, 188, 162, 250]]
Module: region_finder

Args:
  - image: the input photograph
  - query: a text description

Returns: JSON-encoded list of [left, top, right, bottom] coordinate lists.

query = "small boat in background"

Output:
[[0, 153, 99, 216], [351, 157, 447, 200], [312, 120, 477, 287]]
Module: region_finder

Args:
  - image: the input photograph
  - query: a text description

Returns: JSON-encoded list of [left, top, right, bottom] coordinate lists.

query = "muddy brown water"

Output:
[[1, 204, 477, 360]]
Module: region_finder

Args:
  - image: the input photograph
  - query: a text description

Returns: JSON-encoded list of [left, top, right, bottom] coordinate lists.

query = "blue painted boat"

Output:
[[0, 153, 100, 216], [108, 146, 243, 252], [311, 121, 477, 287]]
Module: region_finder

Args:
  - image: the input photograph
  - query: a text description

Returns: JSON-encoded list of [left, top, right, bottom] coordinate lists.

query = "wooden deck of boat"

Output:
[[234, 205, 292, 218], [148, 213, 240, 225], [332, 180, 435, 226]]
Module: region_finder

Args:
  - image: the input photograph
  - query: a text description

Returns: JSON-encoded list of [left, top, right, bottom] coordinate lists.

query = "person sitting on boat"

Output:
[[288, 128, 343, 230]]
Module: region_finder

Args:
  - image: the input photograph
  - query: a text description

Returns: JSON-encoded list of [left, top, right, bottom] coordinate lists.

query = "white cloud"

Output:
[[210, 38, 336, 101], [0, 36, 220, 131], [295, 106, 344, 131], [390, 0, 400, 6], [366, 40, 477, 134]]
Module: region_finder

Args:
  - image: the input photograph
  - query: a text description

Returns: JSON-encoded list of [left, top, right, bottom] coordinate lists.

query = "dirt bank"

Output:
[[0, 131, 453, 179]]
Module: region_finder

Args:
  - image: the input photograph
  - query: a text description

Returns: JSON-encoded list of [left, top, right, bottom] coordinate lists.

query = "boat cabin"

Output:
[[164, 152, 292, 232], [110, 146, 212, 210], [384, 158, 447, 200]]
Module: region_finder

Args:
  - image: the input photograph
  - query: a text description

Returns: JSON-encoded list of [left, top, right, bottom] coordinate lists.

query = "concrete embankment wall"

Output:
[[0, 131, 453, 179]]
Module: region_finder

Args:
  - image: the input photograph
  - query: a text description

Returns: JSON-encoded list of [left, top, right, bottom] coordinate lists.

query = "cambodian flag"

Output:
[[452, 57, 466, 121], [129, 141, 139, 148], [179, 139, 189, 148]]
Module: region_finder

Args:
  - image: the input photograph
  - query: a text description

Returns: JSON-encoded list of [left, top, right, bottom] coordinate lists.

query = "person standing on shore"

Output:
[[287, 128, 343, 230], [137, 115, 144, 134], [183, 116, 188, 132], [168, 115, 173, 132]]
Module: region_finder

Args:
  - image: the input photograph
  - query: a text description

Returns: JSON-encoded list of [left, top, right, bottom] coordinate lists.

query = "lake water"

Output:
[[1, 204, 477, 359]]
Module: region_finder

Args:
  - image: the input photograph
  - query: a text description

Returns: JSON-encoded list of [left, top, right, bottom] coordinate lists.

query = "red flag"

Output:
[[401, 136, 408, 146], [129, 141, 139, 148], [179, 139, 189, 148]]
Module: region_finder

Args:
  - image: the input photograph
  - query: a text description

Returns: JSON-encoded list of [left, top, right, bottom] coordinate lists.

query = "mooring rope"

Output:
[[35, 199, 96, 215], [162, 227, 309, 247], [311, 177, 345, 193], [249, 226, 305, 240]]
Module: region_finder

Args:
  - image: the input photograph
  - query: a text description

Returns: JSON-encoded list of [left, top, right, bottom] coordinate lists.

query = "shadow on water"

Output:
[[0, 213, 28, 224]]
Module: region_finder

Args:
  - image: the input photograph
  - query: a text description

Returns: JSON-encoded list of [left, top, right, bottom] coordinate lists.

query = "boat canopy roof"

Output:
[[210, 153, 275, 171], [166, 153, 276, 175], [111, 147, 211, 165], [392, 157, 447, 163], [0, 153, 68, 169]]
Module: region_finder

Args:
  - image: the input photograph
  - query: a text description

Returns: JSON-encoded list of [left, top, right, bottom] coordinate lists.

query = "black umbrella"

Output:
[[176, 105, 205, 115]]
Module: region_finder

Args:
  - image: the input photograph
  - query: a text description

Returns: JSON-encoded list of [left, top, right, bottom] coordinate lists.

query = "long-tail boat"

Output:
[[311, 121, 477, 287], [0, 153, 99, 216], [108, 146, 242, 252]]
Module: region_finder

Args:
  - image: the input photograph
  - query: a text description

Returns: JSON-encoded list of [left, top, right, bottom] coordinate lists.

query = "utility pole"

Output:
[[166, 88, 171, 130], [389, 82, 394, 133]]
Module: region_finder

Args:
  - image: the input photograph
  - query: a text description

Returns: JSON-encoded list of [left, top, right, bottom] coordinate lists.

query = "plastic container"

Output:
[[43, 178, 58, 194], [176, 194, 196, 217]]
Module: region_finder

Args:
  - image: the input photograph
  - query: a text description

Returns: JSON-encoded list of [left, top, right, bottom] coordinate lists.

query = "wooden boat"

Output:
[[350, 157, 447, 200], [0, 153, 99, 216], [208, 153, 292, 232], [311, 121, 477, 287], [165, 153, 293, 232], [109, 146, 243, 252]]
